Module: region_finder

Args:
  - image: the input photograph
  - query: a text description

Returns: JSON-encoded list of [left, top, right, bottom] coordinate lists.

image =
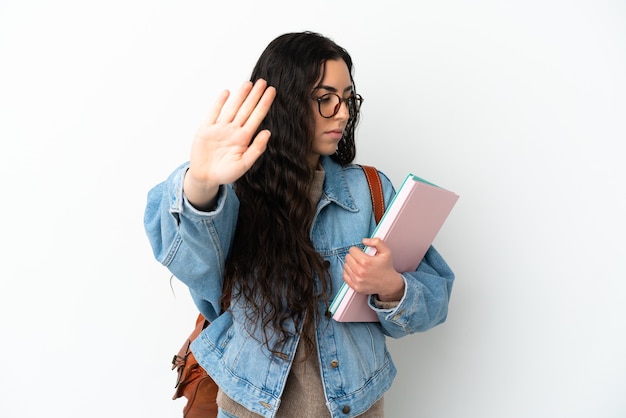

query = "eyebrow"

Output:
[[313, 84, 354, 94]]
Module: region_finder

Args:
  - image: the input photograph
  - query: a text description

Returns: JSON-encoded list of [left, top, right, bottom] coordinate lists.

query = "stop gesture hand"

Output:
[[184, 79, 276, 209]]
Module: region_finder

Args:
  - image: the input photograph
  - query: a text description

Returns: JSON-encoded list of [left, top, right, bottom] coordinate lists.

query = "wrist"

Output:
[[376, 273, 405, 302], [183, 171, 220, 211]]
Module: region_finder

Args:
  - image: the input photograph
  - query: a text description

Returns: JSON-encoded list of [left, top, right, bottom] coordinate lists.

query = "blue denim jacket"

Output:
[[144, 156, 455, 418]]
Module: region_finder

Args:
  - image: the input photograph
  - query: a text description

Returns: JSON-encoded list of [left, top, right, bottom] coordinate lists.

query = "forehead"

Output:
[[315, 59, 352, 91]]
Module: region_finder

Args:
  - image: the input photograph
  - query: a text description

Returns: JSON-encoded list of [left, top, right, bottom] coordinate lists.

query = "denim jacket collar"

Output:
[[319, 156, 359, 214]]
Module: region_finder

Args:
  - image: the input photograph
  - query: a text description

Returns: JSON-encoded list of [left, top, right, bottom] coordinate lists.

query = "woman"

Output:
[[144, 31, 454, 418]]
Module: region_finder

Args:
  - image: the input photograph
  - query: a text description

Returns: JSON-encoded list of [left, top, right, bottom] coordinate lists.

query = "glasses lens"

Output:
[[347, 94, 362, 117], [318, 94, 340, 118], [351, 95, 362, 112]]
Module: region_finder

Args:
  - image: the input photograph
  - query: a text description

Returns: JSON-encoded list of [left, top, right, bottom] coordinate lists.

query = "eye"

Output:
[[317, 94, 333, 103]]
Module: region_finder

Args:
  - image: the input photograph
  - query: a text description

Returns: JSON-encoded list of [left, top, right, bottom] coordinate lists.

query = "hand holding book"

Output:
[[343, 237, 405, 302], [329, 173, 459, 322]]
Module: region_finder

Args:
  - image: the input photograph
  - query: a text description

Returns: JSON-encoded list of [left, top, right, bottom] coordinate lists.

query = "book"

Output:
[[329, 173, 459, 322]]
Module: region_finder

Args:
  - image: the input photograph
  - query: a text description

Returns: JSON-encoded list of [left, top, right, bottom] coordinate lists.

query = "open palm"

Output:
[[184, 79, 276, 208]]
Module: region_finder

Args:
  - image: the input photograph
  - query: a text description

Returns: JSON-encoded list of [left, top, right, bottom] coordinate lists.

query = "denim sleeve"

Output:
[[369, 245, 455, 338], [143, 163, 239, 321]]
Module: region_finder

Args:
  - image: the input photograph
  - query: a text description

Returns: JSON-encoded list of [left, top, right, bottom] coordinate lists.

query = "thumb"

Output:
[[362, 237, 388, 253]]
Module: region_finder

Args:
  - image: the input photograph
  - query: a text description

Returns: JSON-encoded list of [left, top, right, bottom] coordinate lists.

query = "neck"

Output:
[[308, 155, 321, 170]]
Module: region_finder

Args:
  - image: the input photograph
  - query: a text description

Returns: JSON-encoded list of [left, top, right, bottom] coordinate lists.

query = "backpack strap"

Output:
[[360, 165, 385, 224]]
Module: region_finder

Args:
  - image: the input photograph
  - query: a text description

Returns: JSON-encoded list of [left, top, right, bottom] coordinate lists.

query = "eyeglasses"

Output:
[[311, 93, 364, 118]]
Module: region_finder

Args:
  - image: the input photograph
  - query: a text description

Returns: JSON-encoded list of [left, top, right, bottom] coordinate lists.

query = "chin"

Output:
[[313, 147, 338, 158]]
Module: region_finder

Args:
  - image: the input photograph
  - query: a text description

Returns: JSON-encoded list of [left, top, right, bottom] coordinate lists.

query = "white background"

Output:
[[1, 1, 625, 417]]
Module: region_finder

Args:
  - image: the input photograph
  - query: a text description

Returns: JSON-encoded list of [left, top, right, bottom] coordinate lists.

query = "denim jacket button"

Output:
[[342, 405, 351, 414], [330, 359, 339, 368]]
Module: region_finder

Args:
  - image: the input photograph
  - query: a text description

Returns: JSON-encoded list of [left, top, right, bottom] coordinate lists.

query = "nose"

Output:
[[334, 99, 350, 119]]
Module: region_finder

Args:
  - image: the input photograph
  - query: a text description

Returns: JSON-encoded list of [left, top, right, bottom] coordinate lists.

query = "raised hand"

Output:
[[184, 79, 276, 209]]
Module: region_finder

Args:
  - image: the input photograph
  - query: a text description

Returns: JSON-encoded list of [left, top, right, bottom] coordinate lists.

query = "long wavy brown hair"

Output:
[[221, 32, 361, 354]]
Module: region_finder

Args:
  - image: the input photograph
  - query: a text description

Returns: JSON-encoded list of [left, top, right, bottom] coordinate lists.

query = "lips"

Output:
[[326, 129, 344, 140]]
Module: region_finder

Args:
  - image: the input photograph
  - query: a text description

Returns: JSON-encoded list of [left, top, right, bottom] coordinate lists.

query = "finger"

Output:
[[204, 89, 230, 125], [362, 237, 387, 253], [343, 265, 366, 292], [342, 265, 355, 286], [238, 83, 276, 130], [233, 79, 271, 126], [362, 237, 381, 246], [238, 129, 271, 169], [345, 250, 367, 274], [219, 81, 254, 123], [349, 246, 370, 263]]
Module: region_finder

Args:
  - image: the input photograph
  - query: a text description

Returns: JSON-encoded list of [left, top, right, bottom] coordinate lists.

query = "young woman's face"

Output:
[[309, 59, 353, 168]]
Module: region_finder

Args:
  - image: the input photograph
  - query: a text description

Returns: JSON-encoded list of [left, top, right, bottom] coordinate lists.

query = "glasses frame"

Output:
[[311, 93, 364, 119]]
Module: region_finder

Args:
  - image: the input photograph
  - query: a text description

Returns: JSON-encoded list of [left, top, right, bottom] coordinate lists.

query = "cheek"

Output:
[[311, 114, 325, 136], [311, 104, 324, 125], [311, 133, 324, 153], [313, 117, 324, 138]]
